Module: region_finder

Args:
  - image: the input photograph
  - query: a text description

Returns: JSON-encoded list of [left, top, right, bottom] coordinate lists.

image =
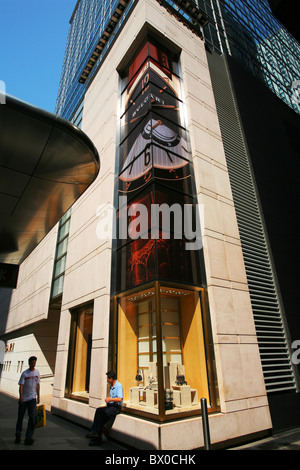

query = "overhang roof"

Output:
[[0, 95, 100, 265]]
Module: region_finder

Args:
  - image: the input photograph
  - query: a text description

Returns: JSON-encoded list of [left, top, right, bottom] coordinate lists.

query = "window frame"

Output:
[[112, 280, 219, 422], [65, 302, 94, 403]]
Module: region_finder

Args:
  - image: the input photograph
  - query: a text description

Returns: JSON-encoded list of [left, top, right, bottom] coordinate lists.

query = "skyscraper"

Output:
[[198, 0, 300, 114], [1, 0, 299, 449]]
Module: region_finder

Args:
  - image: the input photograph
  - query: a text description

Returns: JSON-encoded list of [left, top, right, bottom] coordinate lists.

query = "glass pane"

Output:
[[56, 237, 69, 258], [54, 254, 67, 277], [58, 218, 71, 242], [68, 306, 93, 400], [51, 275, 64, 298], [118, 287, 159, 414], [160, 287, 210, 414]]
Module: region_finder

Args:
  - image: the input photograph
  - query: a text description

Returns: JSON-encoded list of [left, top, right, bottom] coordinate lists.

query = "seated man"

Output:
[[88, 370, 123, 446]]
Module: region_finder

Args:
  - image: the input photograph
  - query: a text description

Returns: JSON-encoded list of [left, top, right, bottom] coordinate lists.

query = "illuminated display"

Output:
[[116, 38, 204, 292]]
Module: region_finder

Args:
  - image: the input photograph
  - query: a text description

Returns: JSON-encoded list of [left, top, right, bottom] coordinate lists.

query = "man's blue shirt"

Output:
[[109, 380, 123, 406]]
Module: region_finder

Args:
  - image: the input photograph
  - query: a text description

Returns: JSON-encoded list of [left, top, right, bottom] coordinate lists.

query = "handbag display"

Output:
[[35, 404, 46, 428]]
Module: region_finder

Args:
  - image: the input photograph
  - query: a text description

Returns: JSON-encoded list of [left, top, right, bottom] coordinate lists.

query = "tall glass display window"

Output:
[[112, 36, 218, 420]]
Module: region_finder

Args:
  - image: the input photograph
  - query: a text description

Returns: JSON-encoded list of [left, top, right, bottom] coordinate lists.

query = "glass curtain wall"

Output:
[[197, 0, 300, 114]]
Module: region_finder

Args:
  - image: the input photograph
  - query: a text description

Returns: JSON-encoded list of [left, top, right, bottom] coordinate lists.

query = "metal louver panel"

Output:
[[207, 52, 297, 394]]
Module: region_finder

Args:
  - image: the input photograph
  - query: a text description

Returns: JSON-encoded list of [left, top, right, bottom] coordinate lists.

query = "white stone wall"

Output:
[[0, 225, 58, 334]]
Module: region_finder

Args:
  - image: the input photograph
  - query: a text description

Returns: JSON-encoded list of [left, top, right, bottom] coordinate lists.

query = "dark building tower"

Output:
[[198, 0, 300, 429]]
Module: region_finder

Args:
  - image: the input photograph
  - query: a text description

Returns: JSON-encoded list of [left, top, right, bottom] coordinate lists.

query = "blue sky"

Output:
[[0, 0, 76, 113]]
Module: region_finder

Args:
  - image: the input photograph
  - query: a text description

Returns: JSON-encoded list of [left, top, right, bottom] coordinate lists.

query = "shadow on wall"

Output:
[[0, 295, 60, 384], [0, 288, 13, 336], [0, 288, 13, 381]]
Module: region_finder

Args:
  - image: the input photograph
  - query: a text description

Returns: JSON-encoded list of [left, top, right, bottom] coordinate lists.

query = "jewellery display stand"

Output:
[[130, 362, 158, 408], [129, 362, 198, 411], [168, 362, 198, 408]]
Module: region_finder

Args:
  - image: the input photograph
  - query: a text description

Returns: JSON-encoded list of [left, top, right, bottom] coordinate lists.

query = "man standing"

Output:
[[88, 370, 123, 446], [15, 356, 40, 445]]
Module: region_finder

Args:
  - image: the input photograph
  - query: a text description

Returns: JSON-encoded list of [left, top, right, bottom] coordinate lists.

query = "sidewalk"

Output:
[[0, 392, 126, 451], [1, 391, 300, 451], [227, 426, 300, 451]]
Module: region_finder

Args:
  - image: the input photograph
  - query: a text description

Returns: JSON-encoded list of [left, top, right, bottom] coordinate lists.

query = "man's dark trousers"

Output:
[[92, 404, 121, 435], [15, 399, 36, 439]]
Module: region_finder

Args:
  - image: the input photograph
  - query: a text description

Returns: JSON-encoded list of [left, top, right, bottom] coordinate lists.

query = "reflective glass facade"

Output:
[[197, 0, 300, 114], [55, 0, 208, 120], [55, 0, 138, 120]]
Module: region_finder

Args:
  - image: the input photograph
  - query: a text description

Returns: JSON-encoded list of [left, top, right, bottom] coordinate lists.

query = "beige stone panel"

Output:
[[180, 49, 213, 88], [62, 248, 111, 306], [194, 156, 217, 195], [52, 348, 69, 400], [217, 343, 248, 402], [69, 173, 115, 241], [58, 398, 91, 423], [225, 242, 248, 285], [182, 71, 217, 112], [208, 413, 229, 444], [145, 1, 186, 45], [66, 215, 112, 274], [83, 104, 118, 157], [204, 236, 230, 282], [232, 289, 257, 335], [212, 164, 234, 201], [208, 285, 237, 336], [217, 343, 266, 404], [219, 201, 240, 240], [88, 345, 109, 404], [1, 228, 57, 333], [198, 192, 239, 243], [92, 294, 111, 344], [224, 409, 253, 440], [82, 76, 118, 128], [225, 407, 271, 440], [160, 417, 203, 450], [65, 179, 115, 270], [224, 398, 249, 413], [190, 124, 227, 166], [248, 395, 269, 408], [185, 95, 221, 138], [240, 343, 267, 398], [56, 307, 71, 348], [109, 413, 160, 449]]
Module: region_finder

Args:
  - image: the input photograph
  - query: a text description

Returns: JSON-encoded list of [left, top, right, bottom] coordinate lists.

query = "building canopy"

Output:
[[0, 95, 100, 272]]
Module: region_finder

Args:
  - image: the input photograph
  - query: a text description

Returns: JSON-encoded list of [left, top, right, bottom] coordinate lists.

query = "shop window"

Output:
[[116, 283, 211, 419], [65, 304, 93, 402]]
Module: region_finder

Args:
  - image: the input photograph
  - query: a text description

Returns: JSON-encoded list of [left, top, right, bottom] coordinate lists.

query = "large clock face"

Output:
[[119, 119, 190, 182]]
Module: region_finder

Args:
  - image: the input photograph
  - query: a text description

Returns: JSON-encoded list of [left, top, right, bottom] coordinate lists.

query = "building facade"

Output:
[[1, 0, 299, 449]]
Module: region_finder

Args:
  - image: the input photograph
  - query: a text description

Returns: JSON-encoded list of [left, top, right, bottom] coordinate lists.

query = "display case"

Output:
[[115, 282, 214, 420]]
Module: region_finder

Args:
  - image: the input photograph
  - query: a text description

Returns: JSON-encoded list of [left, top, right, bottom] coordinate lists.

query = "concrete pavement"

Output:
[[227, 426, 300, 450], [1, 391, 300, 451], [0, 391, 126, 451]]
